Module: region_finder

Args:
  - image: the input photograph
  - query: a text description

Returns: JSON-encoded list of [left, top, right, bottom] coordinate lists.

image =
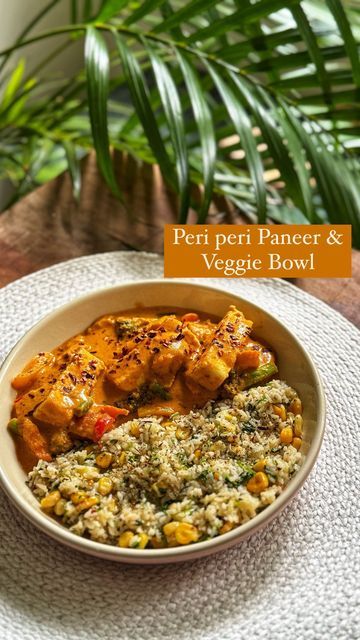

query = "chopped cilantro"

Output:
[[242, 422, 255, 433]]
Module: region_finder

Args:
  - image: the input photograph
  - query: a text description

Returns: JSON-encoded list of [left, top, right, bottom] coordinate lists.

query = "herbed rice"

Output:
[[28, 380, 303, 548]]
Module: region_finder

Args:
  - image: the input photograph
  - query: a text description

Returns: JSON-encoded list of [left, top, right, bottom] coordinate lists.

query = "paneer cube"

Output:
[[108, 347, 152, 392], [14, 386, 49, 419], [107, 316, 189, 392], [152, 339, 189, 388], [33, 349, 104, 427], [185, 306, 252, 390]]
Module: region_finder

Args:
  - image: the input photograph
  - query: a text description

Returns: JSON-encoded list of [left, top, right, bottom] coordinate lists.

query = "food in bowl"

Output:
[[28, 380, 303, 548], [8, 305, 304, 549]]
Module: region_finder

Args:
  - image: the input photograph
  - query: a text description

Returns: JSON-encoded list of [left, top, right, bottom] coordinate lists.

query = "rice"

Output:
[[28, 380, 303, 548]]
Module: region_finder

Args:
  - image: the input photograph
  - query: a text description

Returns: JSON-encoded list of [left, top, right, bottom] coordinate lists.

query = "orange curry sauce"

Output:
[[9, 306, 274, 471]]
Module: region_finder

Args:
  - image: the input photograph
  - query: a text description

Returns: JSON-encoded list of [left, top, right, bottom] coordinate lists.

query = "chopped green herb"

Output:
[[198, 468, 214, 482], [237, 460, 255, 476], [242, 422, 255, 433], [265, 465, 277, 483], [271, 446, 282, 453], [74, 396, 93, 417], [130, 538, 140, 548], [7, 418, 20, 435]]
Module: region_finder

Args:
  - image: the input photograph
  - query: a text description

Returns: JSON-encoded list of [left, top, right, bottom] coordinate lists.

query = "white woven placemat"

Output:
[[0, 252, 359, 640]]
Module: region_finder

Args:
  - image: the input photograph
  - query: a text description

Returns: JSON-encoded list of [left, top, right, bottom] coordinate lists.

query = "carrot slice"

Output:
[[98, 405, 129, 418]]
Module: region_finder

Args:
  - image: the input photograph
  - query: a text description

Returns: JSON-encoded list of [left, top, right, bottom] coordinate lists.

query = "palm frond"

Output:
[[176, 50, 216, 222], [0, 0, 359, 245], [85, 26, 122, 198], [146, 42, 191, 222], [114, 34, 177, 188], [206, 62, 267, 223]]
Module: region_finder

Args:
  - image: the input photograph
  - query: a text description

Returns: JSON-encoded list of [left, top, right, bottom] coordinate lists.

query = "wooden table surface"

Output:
[[1, 152, 359, 328]]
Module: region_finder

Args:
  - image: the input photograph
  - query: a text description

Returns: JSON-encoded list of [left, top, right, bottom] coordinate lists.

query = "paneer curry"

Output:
[[9, 306, 277, 471]]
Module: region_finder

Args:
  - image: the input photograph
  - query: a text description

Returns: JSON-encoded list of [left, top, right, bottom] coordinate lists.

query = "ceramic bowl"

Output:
[[0, 280, 325, 563]]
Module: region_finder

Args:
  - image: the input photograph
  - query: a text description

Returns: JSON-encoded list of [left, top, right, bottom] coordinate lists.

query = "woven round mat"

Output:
[[0, 252, 358, 640]]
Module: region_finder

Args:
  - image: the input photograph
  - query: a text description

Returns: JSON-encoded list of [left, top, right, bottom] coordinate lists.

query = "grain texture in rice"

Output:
[[28, 380, 303, 548]]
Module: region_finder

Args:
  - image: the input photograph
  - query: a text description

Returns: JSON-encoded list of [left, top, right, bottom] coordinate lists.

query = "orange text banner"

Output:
[[164, 225, 352, 278]]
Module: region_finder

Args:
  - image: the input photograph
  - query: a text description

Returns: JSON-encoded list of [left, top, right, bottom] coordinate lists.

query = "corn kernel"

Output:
[[163, 521, 179, 545], [163, 522, 179, 537], [176, 427, 190, 440], [71, 491, 88, 505], [40, 490, 61, 511], [294, 414, 303, 437], [162, 420, 174, 428], [175, 523, 199, 545], [273, 404, 286, 420], [292, 437, 302, 450], [194, 449, 202, 460], [130, 423, 140, 437], [54, 498, 66, 516], [253, 459, 266, 472], [213, 471, 219, 480], [98, 476, 113, 496], [76, 496, 99, 512], [118, 531, 134, 548], [247, 471, 269, 494], [95, 452, 113, 469], [219, 522, 234, 535], [117, 451, 127, 465], [280, 427, 293, 444], [289, 398, 302, 415]]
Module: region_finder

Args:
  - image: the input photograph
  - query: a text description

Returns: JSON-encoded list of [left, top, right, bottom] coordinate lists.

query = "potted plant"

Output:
[[0, 0, 359, 245]]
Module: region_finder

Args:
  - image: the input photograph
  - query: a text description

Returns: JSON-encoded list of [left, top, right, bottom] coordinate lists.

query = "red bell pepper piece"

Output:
[[94, 413, 115, 441]]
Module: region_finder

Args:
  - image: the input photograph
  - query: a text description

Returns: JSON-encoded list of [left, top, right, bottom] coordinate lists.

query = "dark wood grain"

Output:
[[1, 151, 359, 328]]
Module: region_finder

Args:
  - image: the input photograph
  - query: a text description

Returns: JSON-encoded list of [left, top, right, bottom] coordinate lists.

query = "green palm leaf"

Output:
[[176, 50, 216, 222], [187, 0, 303, 43], [153, 0, 220, 34], [114, 33, 176, 189], [0, 0, 359, 244], [206, 63, 267, 223], [124, 0, 167, 26], [95, 1, 130, 23], [291, 5, 331, 100], [230, 75, 310, 217], [326, 0, 360, 86], [280, 99, 360, 241], [146, 43, 190, 222], [85, 26, 121, 198]]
